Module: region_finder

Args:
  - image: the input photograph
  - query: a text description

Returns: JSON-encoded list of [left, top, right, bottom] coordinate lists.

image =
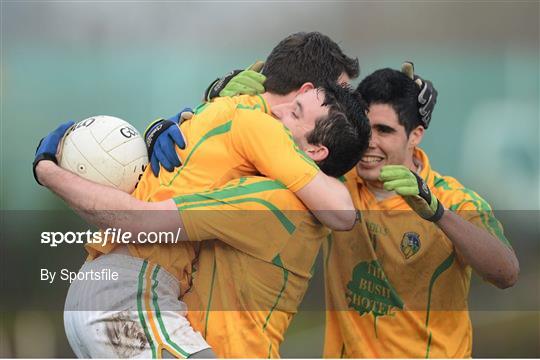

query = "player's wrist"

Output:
[[144, 119, 176, 157], [143, 118, 167, 140], [427, 199, 445, 223]]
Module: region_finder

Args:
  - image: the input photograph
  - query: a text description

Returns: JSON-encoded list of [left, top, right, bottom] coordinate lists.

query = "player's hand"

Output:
[[401, 61, 438, 128], [219, 61, 266, 97], [33, 120, 74, 185], [379, 165, 444, 222], [203, 61, 266, 101], [144, 108, 192, 177]]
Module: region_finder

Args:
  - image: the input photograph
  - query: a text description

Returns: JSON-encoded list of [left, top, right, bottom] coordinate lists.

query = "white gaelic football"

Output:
[[59, 115, 148, 193]]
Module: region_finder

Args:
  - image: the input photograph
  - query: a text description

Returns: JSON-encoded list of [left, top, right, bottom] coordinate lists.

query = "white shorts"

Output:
[[64, 253, 209, 358]]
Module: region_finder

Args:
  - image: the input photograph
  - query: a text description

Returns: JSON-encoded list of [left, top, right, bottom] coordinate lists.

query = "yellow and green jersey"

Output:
[[133, 94, 319, 202], [323, 148, 510, 358], [85, 95, 319, 293], [177, 176, 329, 358]]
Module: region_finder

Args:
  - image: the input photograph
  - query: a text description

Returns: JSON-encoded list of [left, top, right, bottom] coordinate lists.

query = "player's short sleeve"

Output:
[[449, 189, 511, 248], [173, 177, 309, 260], [230, 109, 320, 192]]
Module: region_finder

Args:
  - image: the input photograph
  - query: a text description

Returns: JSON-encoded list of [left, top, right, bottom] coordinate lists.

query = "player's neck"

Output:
[[365, 181, 394, 201], [261, 92, 297, 109]]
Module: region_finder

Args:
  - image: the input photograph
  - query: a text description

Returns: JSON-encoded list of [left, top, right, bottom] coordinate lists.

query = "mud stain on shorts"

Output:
[[105, 310, 148, 358]]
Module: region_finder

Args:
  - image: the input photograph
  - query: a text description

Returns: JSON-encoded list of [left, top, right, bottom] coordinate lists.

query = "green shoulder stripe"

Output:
[[433, 175, 452, 190], [486, 211, 510, 246], [173, 179, 285, 205], [166, 121, 232, 186], [236, 103, 261, 111], [296, 147, 319, 170], [460, 188, 491, 211], [256, 94, 268, 113], [448, 199, 467, 212], [283, 128, 319, 170], [193, 102, 210, 115], [178, 197, 296, 234], [458, 188, 510, 246]]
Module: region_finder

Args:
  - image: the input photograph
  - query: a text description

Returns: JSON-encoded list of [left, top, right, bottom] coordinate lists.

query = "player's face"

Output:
[[356, 103, 418, 187], [271, 89, 328, 151]]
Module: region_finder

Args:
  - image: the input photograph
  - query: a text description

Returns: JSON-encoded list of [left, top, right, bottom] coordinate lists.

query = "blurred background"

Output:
[[1, 1, 538, 357]]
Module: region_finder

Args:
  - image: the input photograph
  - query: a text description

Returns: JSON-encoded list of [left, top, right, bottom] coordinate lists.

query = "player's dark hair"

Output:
[[263, 32, 359, 95], [307, 83, 371, 177], [356, 68, 422, 136]]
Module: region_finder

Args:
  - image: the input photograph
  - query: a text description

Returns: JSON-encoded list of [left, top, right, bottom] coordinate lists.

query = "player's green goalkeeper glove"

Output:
[[379, 165, 444, 222], [203, 61, 266, 101]]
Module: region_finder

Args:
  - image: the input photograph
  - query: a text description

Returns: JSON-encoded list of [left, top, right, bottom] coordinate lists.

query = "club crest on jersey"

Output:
[[400, 232, 421, 259]]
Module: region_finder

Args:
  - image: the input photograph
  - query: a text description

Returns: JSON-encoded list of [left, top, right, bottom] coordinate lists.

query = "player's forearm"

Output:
[[296, 172, 357, 231], [35, 161, 185, 237], [37, 160, 135, 211], [436, 210, 519, 289]]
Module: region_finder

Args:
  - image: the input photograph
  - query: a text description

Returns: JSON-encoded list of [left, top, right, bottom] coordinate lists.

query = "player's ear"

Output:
[[304, 144, 329, 162], [298, 82, 315, 94], [408, 125, 425, 149]]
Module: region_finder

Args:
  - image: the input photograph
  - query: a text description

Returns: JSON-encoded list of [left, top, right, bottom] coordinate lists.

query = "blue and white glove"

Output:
[[33, 120, 74, 185], [144, 108, 192, 177]]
